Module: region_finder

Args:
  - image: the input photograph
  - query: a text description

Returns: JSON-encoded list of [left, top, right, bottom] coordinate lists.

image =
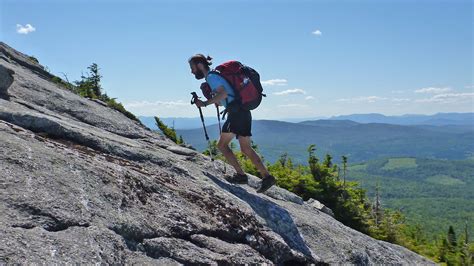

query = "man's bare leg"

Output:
[[238, 136, 270, 178], [217, 132, 245, 175]]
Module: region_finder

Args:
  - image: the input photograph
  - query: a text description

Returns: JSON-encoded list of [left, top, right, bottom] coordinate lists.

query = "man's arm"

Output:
[[204, 86, 227, 106]]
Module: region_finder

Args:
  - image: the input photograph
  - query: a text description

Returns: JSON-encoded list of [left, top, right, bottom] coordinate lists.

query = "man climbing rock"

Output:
[[188, 54, 276, 193]]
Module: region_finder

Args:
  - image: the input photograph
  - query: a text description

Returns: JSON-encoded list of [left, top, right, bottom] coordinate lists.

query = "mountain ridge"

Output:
[[177, 119, 474, 164], [139, 112, 474, 130]]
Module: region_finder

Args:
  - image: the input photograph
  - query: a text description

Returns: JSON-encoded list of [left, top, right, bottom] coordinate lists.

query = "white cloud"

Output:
[[336, 96, 388, 103], [305, 96, 315, 100], [278, 103, 309, 108], [124, 100, 189, 108], [391, 90, 405, 94], [414, 87, 452, 94], [123, 99, 196, 116], [16, 24, 36, 34], [415, 92, 474, 104], [274, 88, 307, 96], [391, 98, 411, 102], [312, 30, 322, 36], [261, 79, 288, 86], [465, 85, 474, 89]]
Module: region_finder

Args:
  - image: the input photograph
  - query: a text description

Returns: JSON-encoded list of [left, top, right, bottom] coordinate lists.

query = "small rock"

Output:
[[166, 145, 197, 156], [0, 65, 14, 97], [306, 198, 334, 217]]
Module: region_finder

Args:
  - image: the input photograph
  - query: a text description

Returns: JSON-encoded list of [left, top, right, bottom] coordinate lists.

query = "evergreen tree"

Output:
[[379, 209, 403, 243], [286, 157, 294, 170], [154, 116, 178, 143], [307, 144, 322, 181], [323, 153, 333, 168], [279, 152, 289, 167], [438, 226, 461, 265], [448, 225, 457, 252], [74, 64, 103, 99], [74, 71, 96, 98], [373, 179, 383, 226], [459, 221, 473, 266], [342, 155, 348, 187], [438, 237, 449, 263], [87, 63, 102, 98]]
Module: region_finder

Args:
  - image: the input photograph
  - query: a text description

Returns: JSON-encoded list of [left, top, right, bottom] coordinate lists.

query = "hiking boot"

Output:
[[225, 172, 248, 184], [257, 174, 276, 193]]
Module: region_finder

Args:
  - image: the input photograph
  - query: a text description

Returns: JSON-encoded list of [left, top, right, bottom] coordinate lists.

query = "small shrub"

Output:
[[107, 98, 140, 122], [29, 56, 39, 64]]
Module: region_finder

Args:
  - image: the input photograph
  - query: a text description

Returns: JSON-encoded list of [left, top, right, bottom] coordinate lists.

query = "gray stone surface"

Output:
[[0, 64, 14, 99], [0, 41, 434, 265]]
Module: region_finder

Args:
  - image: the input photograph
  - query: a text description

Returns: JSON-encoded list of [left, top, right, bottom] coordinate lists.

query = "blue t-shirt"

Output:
[[205, 72, 235, 107]]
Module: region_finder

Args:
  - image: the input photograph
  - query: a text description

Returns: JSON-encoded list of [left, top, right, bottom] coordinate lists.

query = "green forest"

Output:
[[345, 156, 474, 265], [347, 157, 474, 239]]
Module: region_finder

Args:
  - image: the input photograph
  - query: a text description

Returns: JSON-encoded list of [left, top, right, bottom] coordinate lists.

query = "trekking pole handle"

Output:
[[190, 91, 209, 140], [190, 92, 199, 104]]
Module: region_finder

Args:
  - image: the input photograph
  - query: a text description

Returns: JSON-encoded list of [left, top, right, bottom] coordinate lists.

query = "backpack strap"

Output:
[[220, 108, 228, 120], [207, 70, 236, 98]]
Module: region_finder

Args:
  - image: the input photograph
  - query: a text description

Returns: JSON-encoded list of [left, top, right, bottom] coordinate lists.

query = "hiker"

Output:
[[188, 54, 276, 193]]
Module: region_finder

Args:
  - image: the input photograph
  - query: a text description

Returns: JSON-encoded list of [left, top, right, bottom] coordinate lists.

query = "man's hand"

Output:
[[194, 86, 227, 108], [194, 99, 206, 108]]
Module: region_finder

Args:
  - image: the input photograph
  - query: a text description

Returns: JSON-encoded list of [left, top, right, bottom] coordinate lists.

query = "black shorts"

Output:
[[222, 105, 252, 139]]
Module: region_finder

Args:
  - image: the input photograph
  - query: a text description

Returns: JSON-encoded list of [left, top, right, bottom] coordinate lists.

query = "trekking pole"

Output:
[[216, 105, 226, 174], [190, 92, 218, 169]]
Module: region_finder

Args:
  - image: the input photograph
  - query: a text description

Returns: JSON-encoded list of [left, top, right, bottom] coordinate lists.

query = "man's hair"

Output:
[[188, 54, 213, 69]]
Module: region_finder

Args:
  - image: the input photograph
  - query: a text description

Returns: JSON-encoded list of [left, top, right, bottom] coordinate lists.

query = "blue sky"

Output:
[[1, 0, 472, 119]]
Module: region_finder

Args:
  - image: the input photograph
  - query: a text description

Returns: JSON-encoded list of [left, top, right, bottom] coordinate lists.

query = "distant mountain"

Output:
[[177, 119, 474, 164], [271, 116, 328, 123], [329, 112, 474, 126], [411, 124, 474, 134], [139, 116, 328, 130], [298, 119, 360, 128], [140, 112, 473, 130], [139, 116, 220, 130]]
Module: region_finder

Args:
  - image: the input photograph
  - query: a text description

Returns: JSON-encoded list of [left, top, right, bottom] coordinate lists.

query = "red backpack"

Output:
[[201, 60, 266, 111]]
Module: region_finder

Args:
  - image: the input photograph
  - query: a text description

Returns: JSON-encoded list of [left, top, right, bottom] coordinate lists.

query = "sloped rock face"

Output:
[[0, 42, 434, 265]]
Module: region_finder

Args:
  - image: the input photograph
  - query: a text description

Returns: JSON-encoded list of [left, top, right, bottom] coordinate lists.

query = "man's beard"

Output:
[[194, 70, 204, 80]]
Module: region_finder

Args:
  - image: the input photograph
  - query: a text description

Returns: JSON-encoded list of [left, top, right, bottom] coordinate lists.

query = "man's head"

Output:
[[189, 54, 212, 80]]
